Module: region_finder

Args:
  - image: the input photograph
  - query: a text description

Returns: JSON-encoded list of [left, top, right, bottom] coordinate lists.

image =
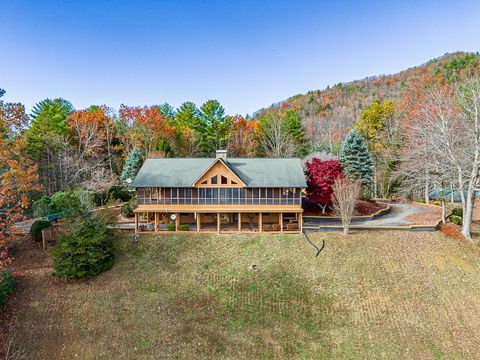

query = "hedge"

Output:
[[30, 220, 53, 242], [0, 271, 14, 306]]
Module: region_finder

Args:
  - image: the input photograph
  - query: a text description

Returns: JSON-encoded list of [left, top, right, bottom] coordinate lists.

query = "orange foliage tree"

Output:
[[118, 105, 175, 158], [0, 92, 41, 235], [66, 106, 117, 190], [227, 115, 259, 157]]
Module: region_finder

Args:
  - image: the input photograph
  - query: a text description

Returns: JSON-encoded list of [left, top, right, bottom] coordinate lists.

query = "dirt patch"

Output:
[[439, 224, 463, 240], [404, 204, 442, 225], [473, 199, 480, 222], [303, 199, 386, 216]]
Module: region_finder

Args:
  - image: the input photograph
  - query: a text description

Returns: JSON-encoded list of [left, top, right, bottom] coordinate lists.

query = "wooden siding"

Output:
[[193, 159, 245, 187]]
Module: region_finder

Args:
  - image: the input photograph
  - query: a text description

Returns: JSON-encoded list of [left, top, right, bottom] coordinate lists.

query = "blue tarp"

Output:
[[429, 189, 480, 202]]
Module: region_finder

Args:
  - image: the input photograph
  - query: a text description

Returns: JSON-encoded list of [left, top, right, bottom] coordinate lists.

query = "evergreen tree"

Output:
[[284, 109, 310, 157], [26, 98, 74, 157], [339, 129, 373, 186], [157, 103, 175, 123], [121, 147, 142, 185], [198, 100, 231, 155]]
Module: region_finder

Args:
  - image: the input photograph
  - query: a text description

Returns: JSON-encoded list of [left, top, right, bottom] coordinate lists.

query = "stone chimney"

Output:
[[216, 149, 227, 160]]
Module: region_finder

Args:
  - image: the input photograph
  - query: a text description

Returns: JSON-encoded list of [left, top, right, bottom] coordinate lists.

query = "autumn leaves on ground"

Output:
[[3, 229, 480, 359]]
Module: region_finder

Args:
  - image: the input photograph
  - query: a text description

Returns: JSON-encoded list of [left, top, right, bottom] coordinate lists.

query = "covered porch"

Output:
[[133, 210, 302, 234]]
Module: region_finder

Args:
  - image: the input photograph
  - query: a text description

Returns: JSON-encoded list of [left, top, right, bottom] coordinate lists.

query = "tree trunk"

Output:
[[462, 187, 474, 240], [450, 181, 455, 204], [441, 199, 446, 225], [424, 176, 430, 205]]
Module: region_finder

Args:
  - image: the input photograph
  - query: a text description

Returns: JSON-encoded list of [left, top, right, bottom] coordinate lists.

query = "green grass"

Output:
[[9, 230, 480, 359]]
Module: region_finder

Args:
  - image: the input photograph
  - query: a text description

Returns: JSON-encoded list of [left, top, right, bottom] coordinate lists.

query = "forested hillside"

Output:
[[254, 52, 480, 154]]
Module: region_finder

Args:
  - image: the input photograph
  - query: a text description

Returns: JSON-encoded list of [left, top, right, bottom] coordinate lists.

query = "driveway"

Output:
[[304, 203, 441, 228]]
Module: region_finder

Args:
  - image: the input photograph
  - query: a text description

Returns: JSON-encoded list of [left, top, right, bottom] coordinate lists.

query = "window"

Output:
[[211, 175, 218, 184], [231, 180, 237, 185], [201, 180, 208, 184], [221, 175, 228, 185]]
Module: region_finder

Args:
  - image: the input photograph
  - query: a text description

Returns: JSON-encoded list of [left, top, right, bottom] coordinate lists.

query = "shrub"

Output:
[[50, 191, 82, 215], [109, 186, 133, 202], [0, 271, 14, 306], [167, 223, 176, 231], [51, 214, 114, 278], [451, 207, 463, 217], [32, 196, 52, 217], [449, 215, 462, 226], [178, 224, 190, 231], [120, 198, 135, 217], [30, 220, 52, 242]]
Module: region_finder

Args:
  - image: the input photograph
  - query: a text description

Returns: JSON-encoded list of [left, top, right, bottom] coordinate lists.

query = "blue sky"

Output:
[[1, 0, 479, 115]]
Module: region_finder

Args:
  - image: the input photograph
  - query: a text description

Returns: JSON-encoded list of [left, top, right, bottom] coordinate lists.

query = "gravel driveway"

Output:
[[304, 203, 440, 227]]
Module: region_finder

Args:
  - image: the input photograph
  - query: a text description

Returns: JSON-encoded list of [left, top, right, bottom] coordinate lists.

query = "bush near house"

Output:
[[109, 186, 133, 202], [167, 223, 176, 231], [450, 215, 462, 226], [120, 198, 136, 217], [178, 224, 190, 231], [451, 207, 463, 217], [51, 212, 114, 278], [32, 196, 52, 218], [30, 219, 53, 242]]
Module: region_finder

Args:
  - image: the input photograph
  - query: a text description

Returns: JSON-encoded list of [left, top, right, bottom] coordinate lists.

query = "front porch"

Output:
[[133, 211, 302, 233]]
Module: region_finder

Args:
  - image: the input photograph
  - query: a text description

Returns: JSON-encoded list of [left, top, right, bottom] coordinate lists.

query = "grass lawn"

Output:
[[6, 229, 480, 359]]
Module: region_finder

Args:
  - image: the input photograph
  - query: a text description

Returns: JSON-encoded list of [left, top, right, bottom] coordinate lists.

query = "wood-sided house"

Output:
[[131, 150, 307, 233]]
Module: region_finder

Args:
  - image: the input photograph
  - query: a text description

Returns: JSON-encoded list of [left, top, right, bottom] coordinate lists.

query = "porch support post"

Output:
[[279, 212, 283, 233], [217, 213, 221, 234], [154, 212, 158, 232], [299, 212, 303, 233], [175, 213, 179, 231], [259, 213, 263, 233], [196, 212, 200, 232], [238, 213, 242, 232], [135, 213, 138, 233]]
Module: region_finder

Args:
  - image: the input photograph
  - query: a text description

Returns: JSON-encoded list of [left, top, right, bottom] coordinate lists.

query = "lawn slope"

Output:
[[7, 230, 480, 359]]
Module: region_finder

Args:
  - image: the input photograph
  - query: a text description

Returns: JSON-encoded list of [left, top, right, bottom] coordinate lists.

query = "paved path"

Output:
[[304, 203, 436, 227]]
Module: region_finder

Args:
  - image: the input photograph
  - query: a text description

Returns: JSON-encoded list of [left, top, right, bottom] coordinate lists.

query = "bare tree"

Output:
[[398, 76, 480, 240], [259, 116, 295, 158], [332, 177, 360, 235], [456, 76, 480, 239]]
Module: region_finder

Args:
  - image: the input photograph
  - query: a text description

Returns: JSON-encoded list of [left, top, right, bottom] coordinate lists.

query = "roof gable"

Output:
[[192, 158, 246, 187]]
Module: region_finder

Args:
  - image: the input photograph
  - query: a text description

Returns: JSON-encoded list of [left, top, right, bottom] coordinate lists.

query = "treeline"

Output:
[[1, 52, 480, 240], [0, 94, 310, 232]]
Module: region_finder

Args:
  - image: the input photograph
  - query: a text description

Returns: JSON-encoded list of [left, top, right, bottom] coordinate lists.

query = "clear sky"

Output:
[[1, 0, 479, 116]]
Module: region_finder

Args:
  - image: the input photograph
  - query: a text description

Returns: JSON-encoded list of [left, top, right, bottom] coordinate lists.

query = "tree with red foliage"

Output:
[[305, 158, 343, 213]]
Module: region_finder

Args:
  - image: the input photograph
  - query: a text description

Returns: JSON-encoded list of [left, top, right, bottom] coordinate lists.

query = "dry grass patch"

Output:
[[4, 230, 480, 359]]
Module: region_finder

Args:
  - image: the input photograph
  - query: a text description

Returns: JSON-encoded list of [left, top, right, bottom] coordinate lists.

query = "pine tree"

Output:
[[284, 109, 310, 157], [339, 129, 373, 186], [121, 147, 142, 185]]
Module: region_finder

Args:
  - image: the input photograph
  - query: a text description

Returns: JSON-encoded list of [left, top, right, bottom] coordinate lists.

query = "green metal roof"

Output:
[[131, 158, 307, 188]]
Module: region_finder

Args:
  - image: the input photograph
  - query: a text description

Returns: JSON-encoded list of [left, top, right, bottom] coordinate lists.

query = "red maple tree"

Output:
[[305, 158, 343, 213]]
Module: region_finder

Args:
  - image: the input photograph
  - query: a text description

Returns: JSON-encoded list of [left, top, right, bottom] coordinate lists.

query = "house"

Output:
[[131, 150, 307, 233]]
